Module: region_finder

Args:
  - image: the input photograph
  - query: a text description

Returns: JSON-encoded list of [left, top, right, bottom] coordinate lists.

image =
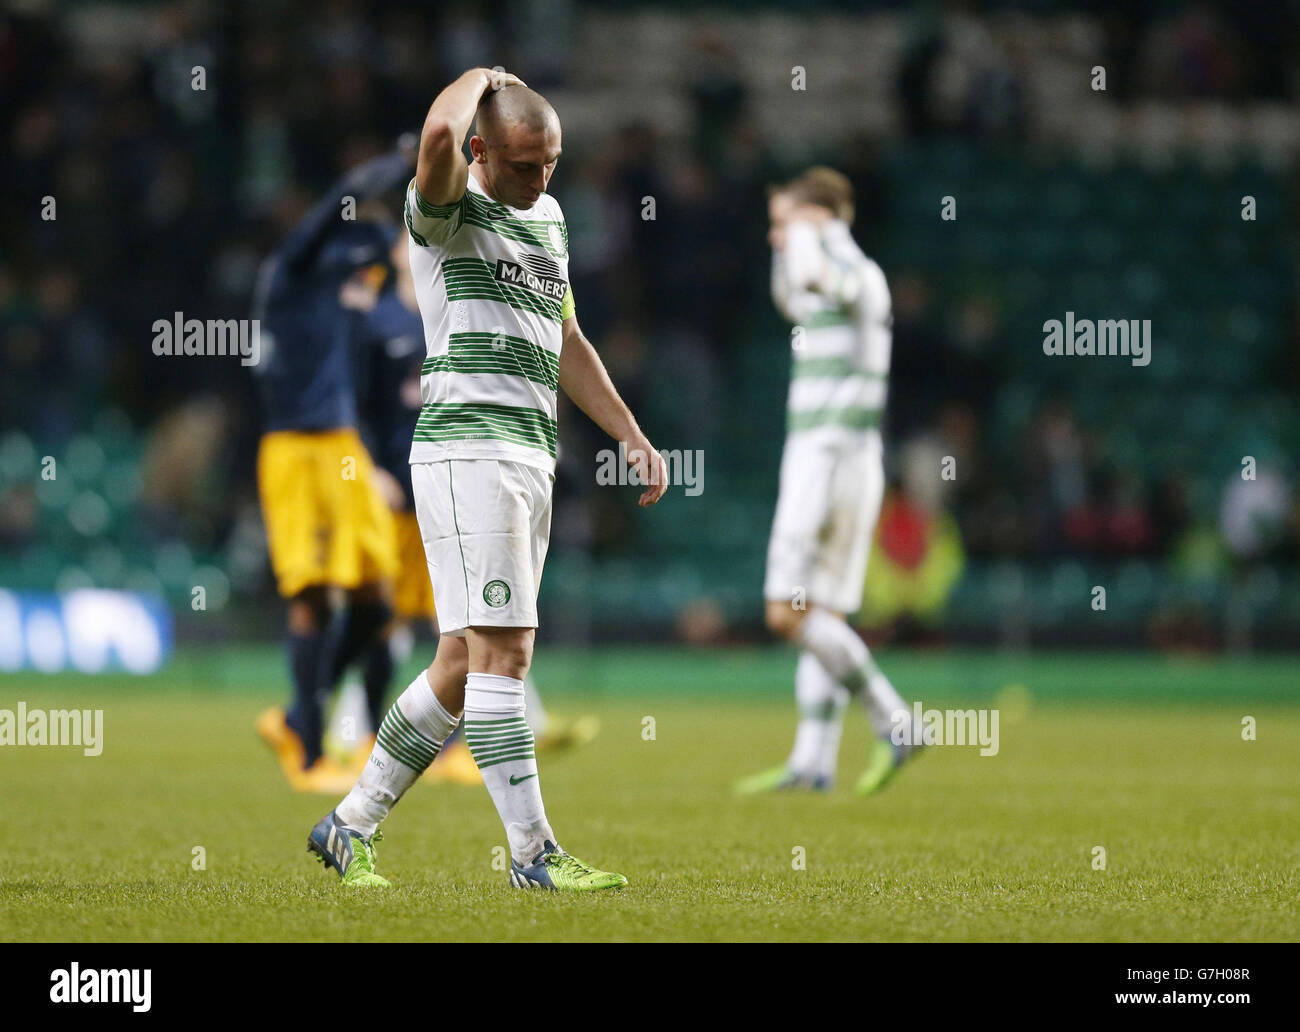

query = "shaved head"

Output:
[[476, 85, 560, 142], [469, 85, 562, 209]]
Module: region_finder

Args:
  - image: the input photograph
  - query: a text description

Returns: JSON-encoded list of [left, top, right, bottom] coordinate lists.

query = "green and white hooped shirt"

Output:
[[404, 173, 575, 474], [771, 219, 892, 441]]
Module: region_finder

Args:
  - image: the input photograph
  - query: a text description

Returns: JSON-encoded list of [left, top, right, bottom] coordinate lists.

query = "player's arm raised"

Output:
[[785, 207, 860, 305], [278, 149, 412, 274], [559, 316, 669, 508], [416, 68, 525, 204]]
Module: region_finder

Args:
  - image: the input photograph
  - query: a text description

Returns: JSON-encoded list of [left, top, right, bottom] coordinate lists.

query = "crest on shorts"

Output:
[[483, 580, 511, 608]]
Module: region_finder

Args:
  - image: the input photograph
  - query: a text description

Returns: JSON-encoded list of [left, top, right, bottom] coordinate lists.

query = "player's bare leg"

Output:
[[424, 629, 470, 713]]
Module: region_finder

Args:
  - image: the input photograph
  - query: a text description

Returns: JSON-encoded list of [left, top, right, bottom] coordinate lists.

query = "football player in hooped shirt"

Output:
[[309, 69, 668, 890], [347, 231, 601, 787], [735, 167, 923, 798]]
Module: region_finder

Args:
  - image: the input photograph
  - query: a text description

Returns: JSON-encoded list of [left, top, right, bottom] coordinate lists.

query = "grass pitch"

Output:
[[2, 646, 1297, 942]]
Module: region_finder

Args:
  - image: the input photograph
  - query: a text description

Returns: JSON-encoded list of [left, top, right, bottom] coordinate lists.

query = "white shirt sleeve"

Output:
[[783, 219, 865, 308], [403, 178, 466, 248], [783, 220, 826, 292]]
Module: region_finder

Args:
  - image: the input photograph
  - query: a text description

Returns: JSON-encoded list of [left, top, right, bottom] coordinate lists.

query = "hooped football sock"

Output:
[[463, 673, 554, 865], [335, 671, 459, 836], [788, 650, 849, 780], [796, 607, 910, 741], [523, 673, 549, 738], [864, 670, 909, 741]]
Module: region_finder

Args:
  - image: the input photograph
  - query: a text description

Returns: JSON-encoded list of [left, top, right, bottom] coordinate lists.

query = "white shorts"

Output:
[[763, 430, 884, 615], [411, 458, 553, 636]]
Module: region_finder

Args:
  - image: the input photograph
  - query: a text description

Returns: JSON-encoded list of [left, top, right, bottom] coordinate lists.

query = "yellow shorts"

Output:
[[393, 509, 436, 621], [257, 428, 399, 598]]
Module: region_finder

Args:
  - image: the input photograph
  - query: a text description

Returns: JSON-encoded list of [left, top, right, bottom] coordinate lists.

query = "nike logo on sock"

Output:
[[509, 773, 538, 785]]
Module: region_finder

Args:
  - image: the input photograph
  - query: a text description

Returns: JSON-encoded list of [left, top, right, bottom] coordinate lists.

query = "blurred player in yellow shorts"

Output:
[[251, 149, 412, 794], [258, 429, 399, 602], [392, 509, 435, 624]]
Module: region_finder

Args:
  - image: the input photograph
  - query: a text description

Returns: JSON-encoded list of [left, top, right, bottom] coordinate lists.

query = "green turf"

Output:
[[2, 646, 1297, 941]]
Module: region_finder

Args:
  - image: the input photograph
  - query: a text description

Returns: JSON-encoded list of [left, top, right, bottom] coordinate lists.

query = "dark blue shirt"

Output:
[[253, 152, 410, 433], [357, 287, 425, 507]]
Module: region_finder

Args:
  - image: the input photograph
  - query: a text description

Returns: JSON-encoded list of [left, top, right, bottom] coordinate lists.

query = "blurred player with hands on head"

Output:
[[735, 167, 923, 798]]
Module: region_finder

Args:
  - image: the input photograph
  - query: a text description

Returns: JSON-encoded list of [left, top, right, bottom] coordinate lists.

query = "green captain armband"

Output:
[[560, 286, 575, 321]]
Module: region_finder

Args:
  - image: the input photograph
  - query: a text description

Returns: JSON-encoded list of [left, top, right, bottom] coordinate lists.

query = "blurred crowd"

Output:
[[1, 1, 1297, 632]]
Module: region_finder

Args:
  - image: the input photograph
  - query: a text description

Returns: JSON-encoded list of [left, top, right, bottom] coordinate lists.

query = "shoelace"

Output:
[[355, 829, 382, 869], [547, 851, 595, 876]]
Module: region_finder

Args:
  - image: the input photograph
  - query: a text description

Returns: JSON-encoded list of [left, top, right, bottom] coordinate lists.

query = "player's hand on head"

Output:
[[338, 271, 380, 312], [487, 69, 527, 91]]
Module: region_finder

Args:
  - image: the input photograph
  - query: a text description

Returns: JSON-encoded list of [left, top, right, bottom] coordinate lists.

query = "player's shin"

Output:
[[463, 672, 554, 865], [789, 650, 849, 780], [361, 634, 395, 732], [335, 671, 458, 836], [325, 597, 393, 688], [796, 607, 912, 741], [862, 669, 909, 741], [286, 629, 328, 766]]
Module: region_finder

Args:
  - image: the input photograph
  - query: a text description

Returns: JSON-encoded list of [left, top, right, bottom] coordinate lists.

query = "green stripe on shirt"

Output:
[[787, 407, 882, 434], [792, 356, 852, 379], [413, 402, 558, 456], [462, 193, 568, 257], [422, 333, 560, 390], [442, 258, 564, 322], [800, 309, 853, 330], [410, 180, 466, 219]]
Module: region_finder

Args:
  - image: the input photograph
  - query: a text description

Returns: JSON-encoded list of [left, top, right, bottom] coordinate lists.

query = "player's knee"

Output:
[[348, 593, 394, 640], [351, 581, 391, 608], [470, 628, 534, 680], [433, 634, 469, 678], [288, 588, 331, 634], [765, 601, 805, 641], [488, 637, 532, 680]]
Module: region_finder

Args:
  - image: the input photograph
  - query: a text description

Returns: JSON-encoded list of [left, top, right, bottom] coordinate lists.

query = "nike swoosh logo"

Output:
[[509, 773, 538, 785]]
